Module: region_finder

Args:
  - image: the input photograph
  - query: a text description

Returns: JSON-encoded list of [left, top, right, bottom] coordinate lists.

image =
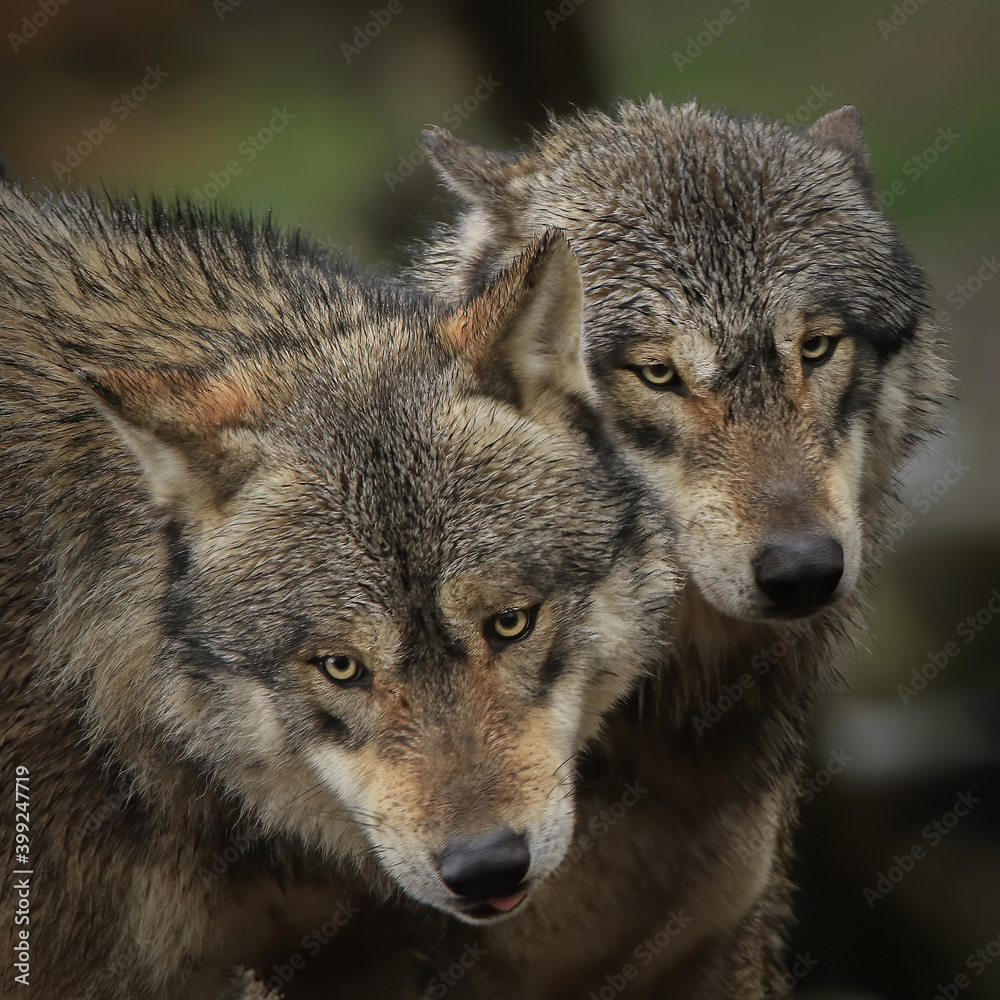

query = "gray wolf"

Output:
[[409, 98, 948, 998], [0, 184, 676, 999]]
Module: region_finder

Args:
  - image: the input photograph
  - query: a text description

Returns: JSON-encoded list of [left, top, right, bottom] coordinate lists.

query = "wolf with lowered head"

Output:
[[0, 184, 675, 999]]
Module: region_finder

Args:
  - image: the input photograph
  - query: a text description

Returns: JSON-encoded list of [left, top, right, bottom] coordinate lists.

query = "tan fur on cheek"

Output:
[[821, 420, 867, 594]]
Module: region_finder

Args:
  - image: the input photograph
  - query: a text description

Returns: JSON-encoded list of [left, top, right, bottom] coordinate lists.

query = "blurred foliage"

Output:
[[1, 0, 997, 996]]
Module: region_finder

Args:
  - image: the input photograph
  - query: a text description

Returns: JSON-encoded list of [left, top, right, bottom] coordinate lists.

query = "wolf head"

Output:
[[419, 99, 947, 626], [35, 205, 675, 924]]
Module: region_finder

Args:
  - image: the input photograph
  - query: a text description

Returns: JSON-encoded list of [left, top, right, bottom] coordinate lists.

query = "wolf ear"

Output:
[[421, 128, 532, 204], [78, 366, 263, 517], [808, 106, 870, 169], [440, 229, 593, 413]]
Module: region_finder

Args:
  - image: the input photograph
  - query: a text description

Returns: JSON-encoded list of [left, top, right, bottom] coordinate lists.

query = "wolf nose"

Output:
[[436, 828, 530, 901], [753, 534, 844, 615]]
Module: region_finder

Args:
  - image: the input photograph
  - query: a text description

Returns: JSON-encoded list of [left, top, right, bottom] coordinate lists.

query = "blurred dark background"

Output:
[[2, 1, 996, 996]]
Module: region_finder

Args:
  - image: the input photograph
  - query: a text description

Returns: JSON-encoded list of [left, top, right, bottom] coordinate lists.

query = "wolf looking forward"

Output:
[[407, 100, 948, 997], [0, 184, 677, 1000]]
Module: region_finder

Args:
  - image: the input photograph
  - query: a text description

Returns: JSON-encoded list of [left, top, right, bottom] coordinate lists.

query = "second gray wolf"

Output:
[[406, 99, 948, 998]]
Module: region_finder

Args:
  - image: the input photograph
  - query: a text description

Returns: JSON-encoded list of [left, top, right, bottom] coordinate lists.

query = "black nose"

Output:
[[436, 828, 530, 901], [753, 534, 844, 615]]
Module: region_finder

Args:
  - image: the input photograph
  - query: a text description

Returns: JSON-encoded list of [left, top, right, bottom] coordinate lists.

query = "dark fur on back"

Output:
[[408, 98, 949, 998]]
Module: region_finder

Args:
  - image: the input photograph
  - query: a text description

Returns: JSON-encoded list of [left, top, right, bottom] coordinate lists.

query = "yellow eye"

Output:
[[801, 335, 834, 363], [638, 362, 677, 387], [489, 608, 535, 642], [315, 654, 365, 685]]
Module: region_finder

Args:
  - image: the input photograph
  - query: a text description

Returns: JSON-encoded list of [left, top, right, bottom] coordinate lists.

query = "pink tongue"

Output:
[[488, 891, 526, 912]]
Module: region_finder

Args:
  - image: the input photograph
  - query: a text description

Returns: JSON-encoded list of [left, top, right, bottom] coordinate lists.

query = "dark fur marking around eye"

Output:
[[812, 293, 920, 362], [315, 709, 352, 744], [585, 323, 648, 375], [835, 345, 879, 434], [618, 419, 677, 458], [534, 649, 567, 700], [866, 315, 918, 361]]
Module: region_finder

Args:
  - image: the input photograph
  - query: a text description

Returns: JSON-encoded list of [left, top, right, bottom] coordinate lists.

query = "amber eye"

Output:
[[488, 608, 535, 642], [801, 335, 835, 364], [637, 362, 678, 387], [313, 654, 367, 686]]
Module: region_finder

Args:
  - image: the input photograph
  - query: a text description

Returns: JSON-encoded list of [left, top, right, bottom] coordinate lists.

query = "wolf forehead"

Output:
[[494, 102, 927, 359], [268, 369, 632, 599], [168, 305, 638, 630]]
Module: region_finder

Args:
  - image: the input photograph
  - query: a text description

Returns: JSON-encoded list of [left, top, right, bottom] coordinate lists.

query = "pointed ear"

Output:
[[440, 229, 593, 413], [421, 128, 533, 204], [78, 366, 263, 516], [808, 106, 870, 169]]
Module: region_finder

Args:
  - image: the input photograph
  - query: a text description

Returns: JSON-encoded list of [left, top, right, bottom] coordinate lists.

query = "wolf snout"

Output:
[[753, 533, 844, 617], [435, 827, 530, 906]]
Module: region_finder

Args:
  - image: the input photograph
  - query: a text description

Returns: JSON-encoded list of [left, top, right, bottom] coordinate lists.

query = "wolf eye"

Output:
[[637, 363, 678, 388], [314, 654, 368, 687], [801, 335, 836, 365], [488, 608, 536, 643]]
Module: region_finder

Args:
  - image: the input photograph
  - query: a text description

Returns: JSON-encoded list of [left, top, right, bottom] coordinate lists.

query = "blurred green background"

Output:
[[2, 0, 996, 996]]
